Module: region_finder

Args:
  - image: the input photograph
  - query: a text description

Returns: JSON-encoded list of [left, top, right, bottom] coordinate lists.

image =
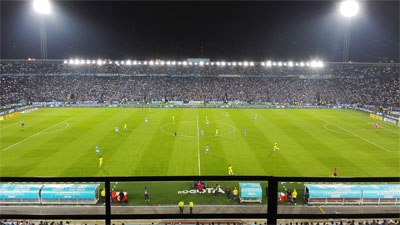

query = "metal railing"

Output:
[[1, 176, 399, 224]]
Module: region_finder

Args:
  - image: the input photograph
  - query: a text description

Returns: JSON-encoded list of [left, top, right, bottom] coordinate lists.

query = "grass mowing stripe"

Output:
[[315, 116, 393, 153], [196, 113, 201, 176], [0, 115, 78, 152]]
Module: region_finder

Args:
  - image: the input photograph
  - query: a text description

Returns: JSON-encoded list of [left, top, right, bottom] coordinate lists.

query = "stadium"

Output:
[[0, 0, 399, 225]]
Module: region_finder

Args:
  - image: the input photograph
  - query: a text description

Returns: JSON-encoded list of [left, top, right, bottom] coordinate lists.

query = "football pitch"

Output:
[[1, 107, 399, 177]]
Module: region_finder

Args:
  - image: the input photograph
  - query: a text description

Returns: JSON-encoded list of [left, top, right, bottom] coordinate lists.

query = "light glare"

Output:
[[33, 0, 52, 15], [340, 0, 359, 17]]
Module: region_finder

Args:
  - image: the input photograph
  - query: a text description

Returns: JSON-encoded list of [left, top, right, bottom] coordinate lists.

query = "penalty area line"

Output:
[[0, 115, 77, 152], [367, 122, 400, 135], [315, 117, 393, 153]]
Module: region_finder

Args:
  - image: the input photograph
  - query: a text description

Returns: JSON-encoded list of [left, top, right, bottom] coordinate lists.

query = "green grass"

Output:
[[1, 107, 399, 177], [1, 107, 399, 206]]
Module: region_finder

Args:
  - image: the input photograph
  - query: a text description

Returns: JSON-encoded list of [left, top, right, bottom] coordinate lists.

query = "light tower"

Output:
[[339, 0, 359, 62], [33, 0, 52, 59]]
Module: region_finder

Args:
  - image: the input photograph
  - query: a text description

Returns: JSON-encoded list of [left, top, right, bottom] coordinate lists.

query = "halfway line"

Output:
[[0, 115, 77, 152], [196, 114, 201, 176]]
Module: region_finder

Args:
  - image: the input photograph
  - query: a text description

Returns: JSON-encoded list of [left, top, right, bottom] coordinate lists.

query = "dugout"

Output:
[[239, 182, 263, 203], [41, 183, 100, 204], [0, 183, 43, 204], [305, 184, 400, 205]]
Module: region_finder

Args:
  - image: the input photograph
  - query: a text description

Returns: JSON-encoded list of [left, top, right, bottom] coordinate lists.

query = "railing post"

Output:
[[105, 180, 111, 225], [267, 177, 278, 225]]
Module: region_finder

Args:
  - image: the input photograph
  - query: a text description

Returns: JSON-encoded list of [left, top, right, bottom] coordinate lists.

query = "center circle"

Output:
[[160, 121, 236, 138]]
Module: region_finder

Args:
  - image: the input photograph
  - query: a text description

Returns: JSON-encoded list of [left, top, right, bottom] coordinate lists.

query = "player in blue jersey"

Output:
[[95, 145, 100, 156]]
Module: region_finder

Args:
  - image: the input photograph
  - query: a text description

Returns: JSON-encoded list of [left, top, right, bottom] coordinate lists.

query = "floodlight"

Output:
[[300, 62, 305, 67], [183, 61, 188, 66], [283, 62, 287, 66], [266, 61, 272, 67], [216, 62, 221, 66], [227, 62, 231, 66], [97, 60, 102, 66], [63, 60, 68, 64], [172, 61, 176, 65], [261, 62, 265, 66], [288, 61, 294, 67], [272, 62, 277, 66], [238, 62, 242, 66], [68, 59, 73, 64], [91, 60, 96, 64], [317, 61, 324, 68], [194, 62, 198, 65], [126, 60, 131, 65], [250, 62, 255, 66], [121, 61, 125, 65], [295, 63, 299, 66], [340, 0, 359, 18], [200, 62, 204, 66], [243, 61, 249, 67], [149, 61, 154, 66], [306, 62, 310, 67], [74, 59, 80, 65], [189, 62, 193, 66], [221, 61, 226, 66], [143, 61, 148, 65], [132, 61, 137, 65], [86, 60, 91, 65], [33, 0, 52, 15], [310, 60, 318, 68], [232, 62, 237, 66], [205, 62, 209, 65], [278, 62, 283, 67]]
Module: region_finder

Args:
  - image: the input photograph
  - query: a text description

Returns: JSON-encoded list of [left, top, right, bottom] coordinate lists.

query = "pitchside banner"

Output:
[[369, 113, 383, 120]]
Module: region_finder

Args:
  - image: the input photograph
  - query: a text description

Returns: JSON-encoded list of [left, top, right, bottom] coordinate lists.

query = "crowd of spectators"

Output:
[[1, 61, 398, 107]]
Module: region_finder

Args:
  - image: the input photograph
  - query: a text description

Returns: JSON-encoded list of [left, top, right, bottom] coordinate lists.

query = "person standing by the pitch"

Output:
[[178, 200, 184, 214], [144, 187, 150, 202]]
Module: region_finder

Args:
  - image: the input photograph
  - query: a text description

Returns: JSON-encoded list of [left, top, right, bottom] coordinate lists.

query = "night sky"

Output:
[[1, 1, 399, 62]]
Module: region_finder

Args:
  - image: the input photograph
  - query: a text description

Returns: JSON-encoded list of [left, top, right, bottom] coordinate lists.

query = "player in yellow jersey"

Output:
[[273, 142, 279, 151], [228, 165, 234, 175], [99, 156, 104, 168], [215, 129, 219, 136], [172, 115, 175, 122], [123, 123, 128, 131]]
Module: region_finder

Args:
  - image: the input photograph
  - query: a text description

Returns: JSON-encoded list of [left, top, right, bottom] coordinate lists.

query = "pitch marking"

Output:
[[315, 116, 394, 153], [41, 122, 70, 135], [323, 123, 346, 135], [367, 122, 400, 135], [0, 116, 77, 152], [196, 115, 201, 176], [1, 121, 23, 129]]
